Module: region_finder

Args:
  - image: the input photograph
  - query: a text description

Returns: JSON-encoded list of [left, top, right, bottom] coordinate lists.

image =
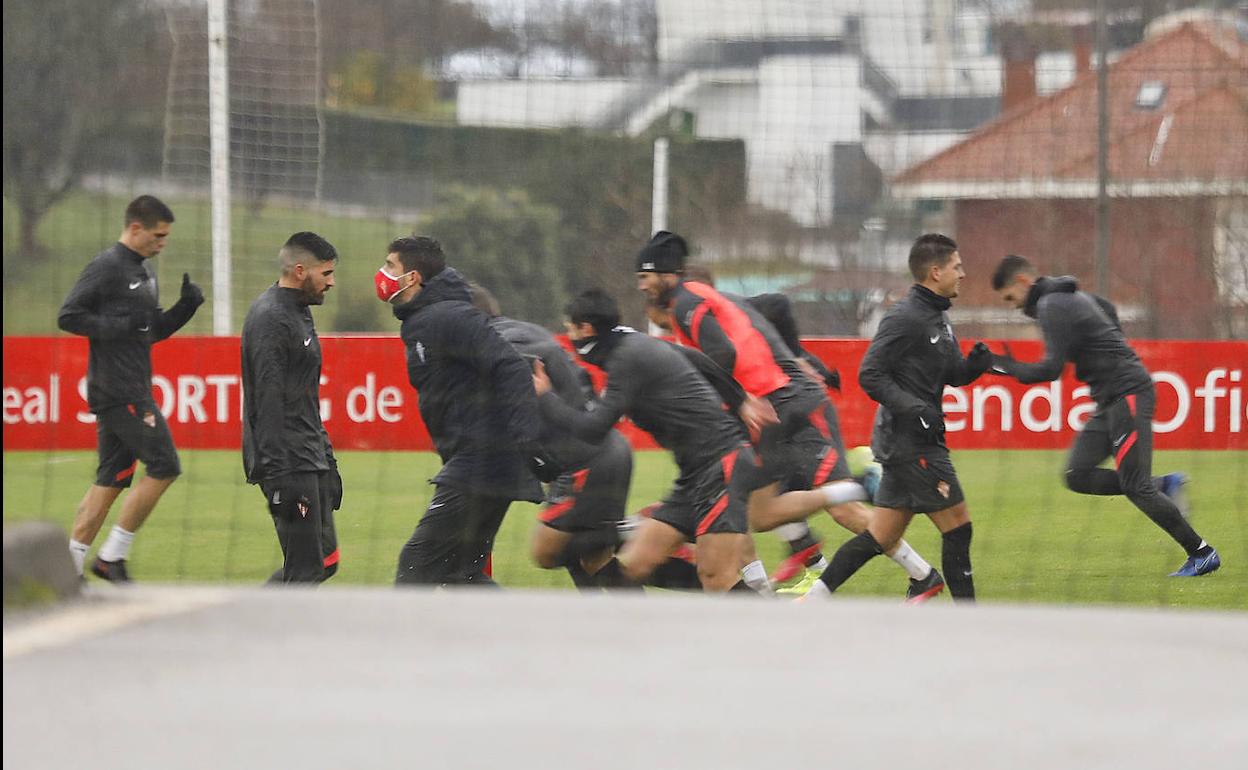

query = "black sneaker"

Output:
[[905, 568, 944, 604], [90, 557, 132, 583]]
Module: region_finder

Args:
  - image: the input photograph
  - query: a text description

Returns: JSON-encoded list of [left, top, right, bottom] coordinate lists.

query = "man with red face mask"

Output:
[[377, 236, 548, 586]]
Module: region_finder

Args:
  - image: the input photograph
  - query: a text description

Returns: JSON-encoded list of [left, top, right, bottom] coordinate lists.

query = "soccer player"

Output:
[[57, 195, 204, 582], [637, 232, 942, 601], [534, 289, 760, 592], [378, 236, 546, 586], [468, 282, 636, 590], [804, 234, 993, 602], [989, 255, 1220, 577], [241, 232, 343, 583], [677, 262, 842, 588]]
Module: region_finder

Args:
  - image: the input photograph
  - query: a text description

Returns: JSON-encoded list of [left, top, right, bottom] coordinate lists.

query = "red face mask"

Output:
[[374, 267, 413, 303]]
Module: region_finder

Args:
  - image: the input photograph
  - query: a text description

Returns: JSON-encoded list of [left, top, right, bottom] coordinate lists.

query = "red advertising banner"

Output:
[[3, 336, 1245, 451]]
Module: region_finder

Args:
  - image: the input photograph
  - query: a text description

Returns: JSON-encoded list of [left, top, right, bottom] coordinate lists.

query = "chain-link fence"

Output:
[[3, 1, 1246, 604], [5, 0, 1245, 337]]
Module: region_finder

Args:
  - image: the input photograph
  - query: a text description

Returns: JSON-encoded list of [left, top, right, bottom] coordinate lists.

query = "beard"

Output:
[[653, 280, 678, 308], [301, 276, 326, 305]]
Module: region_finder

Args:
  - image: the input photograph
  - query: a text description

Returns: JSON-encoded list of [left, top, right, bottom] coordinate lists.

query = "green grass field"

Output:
[[4, 448, 1245, 609]]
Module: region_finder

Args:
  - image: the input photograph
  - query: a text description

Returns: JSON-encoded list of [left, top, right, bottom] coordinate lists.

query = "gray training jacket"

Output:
[[1009, 276, 1152, 408]]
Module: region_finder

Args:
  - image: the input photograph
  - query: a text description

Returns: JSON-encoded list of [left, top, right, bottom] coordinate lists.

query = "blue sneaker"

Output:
[[1160, 472, 1190, 518], [1169, 548, 1221, 577]]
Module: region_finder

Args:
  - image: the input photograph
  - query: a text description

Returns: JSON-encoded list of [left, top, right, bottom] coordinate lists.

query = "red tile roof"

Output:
[[893, 22, 1248, 198]]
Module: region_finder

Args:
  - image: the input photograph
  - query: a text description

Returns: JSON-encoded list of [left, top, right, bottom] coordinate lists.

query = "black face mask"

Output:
[[574, 326, 633, 368], [574, 334, 607, 368]]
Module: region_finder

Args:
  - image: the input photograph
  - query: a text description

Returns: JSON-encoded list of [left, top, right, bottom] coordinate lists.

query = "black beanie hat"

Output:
[[635, 231, 689, 274]]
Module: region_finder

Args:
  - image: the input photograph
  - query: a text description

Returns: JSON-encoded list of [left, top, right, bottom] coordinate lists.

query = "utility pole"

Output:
[[1095, 0, 1111, 297], [208, 0, 232, 334]]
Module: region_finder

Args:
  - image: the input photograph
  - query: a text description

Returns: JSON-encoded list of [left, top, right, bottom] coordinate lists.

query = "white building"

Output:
[[456, 1, 1068, 227]]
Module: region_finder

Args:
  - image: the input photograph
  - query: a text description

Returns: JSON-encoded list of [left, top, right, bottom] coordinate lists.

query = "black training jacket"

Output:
[[240, 285, 334, 483], [539, 328, 744, 479], [859, 284, 986, 463], [1012, 276, 1152, 406], [57, 242, 201, 412], [393, 268, 543, 501]]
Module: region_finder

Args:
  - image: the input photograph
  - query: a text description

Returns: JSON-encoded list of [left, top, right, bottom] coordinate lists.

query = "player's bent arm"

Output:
[[152, 296, 202, 342], [858, 317, 927, 414], [538, 391, 621, 444], [686, 309, 739, 375], [1008, 305, 1071, 384], [57, 263, 132, 340]]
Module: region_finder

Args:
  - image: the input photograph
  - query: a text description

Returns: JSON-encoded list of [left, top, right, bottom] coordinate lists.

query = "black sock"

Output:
[[566, 561, 600, 592], [594, 557, 643, 591], [819, 531, 883, 593], [646, 557, 702, 590], [1195, 543, 1214, 557], [942, 522, 975, 602]]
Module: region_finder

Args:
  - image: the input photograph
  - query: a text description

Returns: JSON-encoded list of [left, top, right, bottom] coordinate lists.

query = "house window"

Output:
[[1135, 81, 1166, 109]]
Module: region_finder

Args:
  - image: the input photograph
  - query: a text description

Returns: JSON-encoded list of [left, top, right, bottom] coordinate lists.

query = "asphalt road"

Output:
[[5, 587, 1247, 769]]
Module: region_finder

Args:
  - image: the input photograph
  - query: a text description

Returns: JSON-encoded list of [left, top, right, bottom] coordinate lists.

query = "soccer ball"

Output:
[[846, 445, 882, 502], [845, 445, 876, 478]]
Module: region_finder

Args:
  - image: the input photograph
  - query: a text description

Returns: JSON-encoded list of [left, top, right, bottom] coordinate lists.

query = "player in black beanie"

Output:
[[635, 231, 689, 275]]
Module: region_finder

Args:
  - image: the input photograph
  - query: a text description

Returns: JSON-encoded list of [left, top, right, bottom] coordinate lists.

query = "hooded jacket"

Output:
[[1010, 276, 1152, 406], [393, 267, 543, 501]]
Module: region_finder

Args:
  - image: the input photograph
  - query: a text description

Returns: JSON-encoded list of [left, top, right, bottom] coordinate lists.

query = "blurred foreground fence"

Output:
[[4, 1, 1246, 339]]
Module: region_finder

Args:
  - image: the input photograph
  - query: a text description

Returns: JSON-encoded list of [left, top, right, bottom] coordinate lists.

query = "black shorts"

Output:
[[649, 443, 756, 539], [94, 400, 181, 487], [758, 392, 851, 492], [541, 430, 633, 532], [875, 451, 965, 514]]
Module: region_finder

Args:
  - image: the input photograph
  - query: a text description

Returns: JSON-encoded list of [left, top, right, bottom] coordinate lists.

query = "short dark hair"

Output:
[[682, 262, 716, 286], [565, 289, 620, 335], [991, 254, 1036, 290], [468, 281, 501, 317], [124, 195, 175, 228], [283, 231, 338, 263], [389, 236, 446, 282], [908, 233, 958, 281]]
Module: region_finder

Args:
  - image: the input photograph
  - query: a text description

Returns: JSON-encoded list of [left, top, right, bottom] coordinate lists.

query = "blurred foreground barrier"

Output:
[[3, 523, 79, 607]]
